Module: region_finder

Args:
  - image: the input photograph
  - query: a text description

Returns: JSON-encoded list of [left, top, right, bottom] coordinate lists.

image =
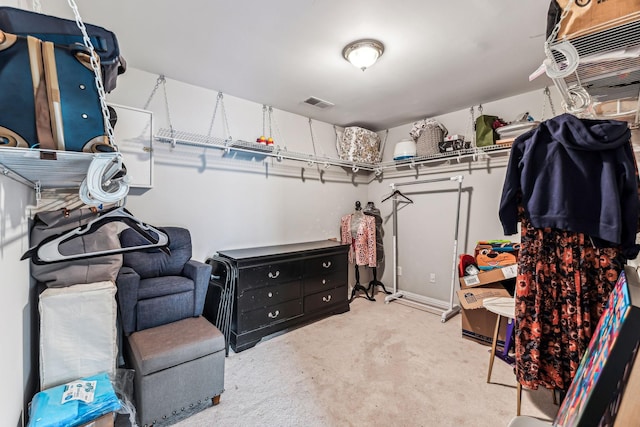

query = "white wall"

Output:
[[0, 180, 34, 427], [369, 88, 562, 303], [107, 68, 368, 259], [1, 2, 39, 425]]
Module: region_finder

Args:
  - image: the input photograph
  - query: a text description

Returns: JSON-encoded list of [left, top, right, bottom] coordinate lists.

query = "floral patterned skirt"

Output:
[[515, 217, 623, 391]]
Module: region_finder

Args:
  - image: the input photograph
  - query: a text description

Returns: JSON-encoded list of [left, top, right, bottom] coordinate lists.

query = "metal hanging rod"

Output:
[[392, 175, 463, 189]]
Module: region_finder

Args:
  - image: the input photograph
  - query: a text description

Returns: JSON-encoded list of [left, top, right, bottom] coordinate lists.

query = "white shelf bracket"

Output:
[[34, 180, 41, 203]]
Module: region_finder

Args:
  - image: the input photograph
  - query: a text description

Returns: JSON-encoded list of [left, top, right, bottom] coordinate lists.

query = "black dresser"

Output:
[[216, 240, 350, 352]]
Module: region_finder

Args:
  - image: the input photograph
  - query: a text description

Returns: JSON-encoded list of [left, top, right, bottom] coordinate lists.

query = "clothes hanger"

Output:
[[21, 206, 170, 264], [381, 189, 413, 204]]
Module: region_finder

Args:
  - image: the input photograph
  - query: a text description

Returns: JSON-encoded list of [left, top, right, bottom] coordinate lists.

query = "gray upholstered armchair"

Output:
[[116, 226, 212, 336]]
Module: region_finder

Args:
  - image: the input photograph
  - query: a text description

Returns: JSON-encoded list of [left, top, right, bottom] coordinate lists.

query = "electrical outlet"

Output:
[[397, 266, 402, 276], [429, 273, 436, 283]]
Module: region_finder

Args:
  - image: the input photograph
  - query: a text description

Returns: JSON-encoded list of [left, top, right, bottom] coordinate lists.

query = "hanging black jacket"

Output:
[[499, 113, 640, 259]]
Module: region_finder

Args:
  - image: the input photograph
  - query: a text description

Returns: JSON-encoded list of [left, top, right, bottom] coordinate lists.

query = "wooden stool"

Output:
[[483, 296, 518, 414]]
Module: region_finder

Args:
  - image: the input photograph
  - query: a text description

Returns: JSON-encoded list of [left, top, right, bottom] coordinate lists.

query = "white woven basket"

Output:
[[410, 119, 448, 157]]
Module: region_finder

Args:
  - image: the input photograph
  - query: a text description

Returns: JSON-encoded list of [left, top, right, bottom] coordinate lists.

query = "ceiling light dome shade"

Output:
[[343, 39, 384, 71]]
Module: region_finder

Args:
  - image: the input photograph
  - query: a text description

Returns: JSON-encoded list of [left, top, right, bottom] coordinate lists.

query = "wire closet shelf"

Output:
[[0, 147, 122, 188], [544, 4, 640, 126], [154, 128, 511, 173]]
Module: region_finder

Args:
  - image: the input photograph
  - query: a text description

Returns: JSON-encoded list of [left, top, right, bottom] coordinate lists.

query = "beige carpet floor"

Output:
[[173, 293, 559, 427]]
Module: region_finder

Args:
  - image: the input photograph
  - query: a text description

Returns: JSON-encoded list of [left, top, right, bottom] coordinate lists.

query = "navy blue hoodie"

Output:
[[499, 113, 640, 259]]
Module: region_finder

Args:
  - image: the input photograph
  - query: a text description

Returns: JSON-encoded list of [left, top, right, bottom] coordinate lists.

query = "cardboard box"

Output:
[[444, 134, 465, 142], [457, 284, 512, 346], [496, 137, 515, 146], [459, 264, 517, 289], [80, 412, 115, 427]]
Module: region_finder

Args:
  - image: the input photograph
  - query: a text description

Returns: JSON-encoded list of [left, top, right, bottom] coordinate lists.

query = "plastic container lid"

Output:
[[393, 139, 417, 160]]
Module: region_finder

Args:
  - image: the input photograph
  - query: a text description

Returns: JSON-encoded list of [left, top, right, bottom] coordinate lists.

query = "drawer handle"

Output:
[[268, 310, 280, 319], [268, 292, 273, 298], [268, 271, 280, 279], [322, 295, 332, 303], [322, 279, 326, 285], [322, 261, 332, 268]]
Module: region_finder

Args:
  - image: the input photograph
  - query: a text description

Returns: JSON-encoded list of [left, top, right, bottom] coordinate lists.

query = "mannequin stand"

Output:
[[366, 267, 391, 296], [349, 264, 375, 302]]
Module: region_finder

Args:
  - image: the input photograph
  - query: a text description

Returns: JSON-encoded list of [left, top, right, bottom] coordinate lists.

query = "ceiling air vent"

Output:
[[304, 96, 335, 109]]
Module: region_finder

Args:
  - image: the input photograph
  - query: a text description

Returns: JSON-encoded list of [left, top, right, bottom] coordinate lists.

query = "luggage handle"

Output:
[[0, 135, 16, 146], [0, 29, 17, 51], [69, 42, 99, 72]]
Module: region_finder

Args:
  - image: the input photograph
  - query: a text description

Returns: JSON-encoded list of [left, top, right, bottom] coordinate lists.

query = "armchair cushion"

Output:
[[138, 276, 193, 300], [137, 291, 194, 331], [121, 227, 192, 278]]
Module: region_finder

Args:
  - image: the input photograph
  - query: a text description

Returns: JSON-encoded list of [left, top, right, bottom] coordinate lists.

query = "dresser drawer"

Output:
[[304, 285, 348, 313], [238, 282, 301, 313], [238, 299, 303, 333], [304, 253, 348, 277], [238, 261, 302, 290], [304, 271, 347, 295]]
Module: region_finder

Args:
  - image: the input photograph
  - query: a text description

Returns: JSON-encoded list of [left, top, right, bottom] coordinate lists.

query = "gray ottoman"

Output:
[[126, 316, 225, 426]]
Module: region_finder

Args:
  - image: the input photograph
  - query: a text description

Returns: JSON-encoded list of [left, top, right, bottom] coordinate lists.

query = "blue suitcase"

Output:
[[42, 39, 112, 152], [0, 30, 112, 152], [0, 6, 125, 92], [0, 31, 54, 149]]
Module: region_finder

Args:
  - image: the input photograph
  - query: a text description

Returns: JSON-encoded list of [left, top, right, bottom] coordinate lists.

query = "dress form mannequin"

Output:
[[340, 201, 376, 302], [363, 201, 390, 296], [351, 207, 364, 238]]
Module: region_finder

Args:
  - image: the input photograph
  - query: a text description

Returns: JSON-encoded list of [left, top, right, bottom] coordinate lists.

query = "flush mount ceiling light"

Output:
[[342, 39, 384, 71]]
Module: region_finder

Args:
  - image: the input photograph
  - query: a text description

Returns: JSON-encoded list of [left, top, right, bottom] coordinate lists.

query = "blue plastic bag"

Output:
[[28, 372, 121, 427]]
